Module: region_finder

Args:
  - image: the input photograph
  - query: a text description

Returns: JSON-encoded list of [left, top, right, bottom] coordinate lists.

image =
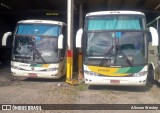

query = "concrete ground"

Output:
[[0, 67, 160, 113]]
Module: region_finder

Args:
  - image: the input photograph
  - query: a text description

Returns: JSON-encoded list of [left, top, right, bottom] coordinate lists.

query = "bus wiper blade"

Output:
[[99, 44, 133, 67], [34, 48, 47, 64], [14, 55, 31, 59], [99, 46, 114, 66], [31, 36, 47, 64], [116, 46, 133, 67]]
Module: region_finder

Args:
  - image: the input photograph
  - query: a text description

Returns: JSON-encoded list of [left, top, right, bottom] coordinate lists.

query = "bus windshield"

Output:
[[12, 35, 59, 63], [12, 23, 61, 63], [87, 15, 145, 30], [84, 14, 147, 67], [84, 31, 147, 67]]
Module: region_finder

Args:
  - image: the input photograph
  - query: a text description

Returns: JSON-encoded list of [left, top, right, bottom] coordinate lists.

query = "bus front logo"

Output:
[[98, 69, 110, 72]]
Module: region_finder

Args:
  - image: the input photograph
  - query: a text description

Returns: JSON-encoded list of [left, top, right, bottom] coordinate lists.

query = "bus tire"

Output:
[[146, 66, 154, 87]]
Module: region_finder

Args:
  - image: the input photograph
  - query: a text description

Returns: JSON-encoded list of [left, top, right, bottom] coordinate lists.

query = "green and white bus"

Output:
[[76, 11, 159, 86], [2, 20, 67, 79]]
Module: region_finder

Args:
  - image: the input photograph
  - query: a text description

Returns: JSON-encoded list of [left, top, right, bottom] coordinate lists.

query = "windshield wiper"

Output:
[[99, 46, 114, 66], [32, 39, 47, 64], [115, 40, 133, 67], [99, 40, 133, 67], [17, 45, 47, 64], [34, 47, 46, 64], [14, 55, 31, 59]]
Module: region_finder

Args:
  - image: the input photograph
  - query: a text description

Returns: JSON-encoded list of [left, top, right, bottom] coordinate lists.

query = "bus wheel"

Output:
[[146, 66, 154, 88]]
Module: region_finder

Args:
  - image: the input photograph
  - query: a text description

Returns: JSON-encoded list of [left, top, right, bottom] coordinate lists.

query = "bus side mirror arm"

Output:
[[149, 27, 159, 46], [76, 28, 83, 48], [58, 34, 64, 49], [2, 32, 12, 46]]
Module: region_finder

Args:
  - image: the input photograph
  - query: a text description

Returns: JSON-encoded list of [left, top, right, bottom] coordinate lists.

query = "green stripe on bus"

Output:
[[30, 64, 43, 67], [115, 67, 131, 73], [115, 66, 144, 74], [126, 66, 144, 73]]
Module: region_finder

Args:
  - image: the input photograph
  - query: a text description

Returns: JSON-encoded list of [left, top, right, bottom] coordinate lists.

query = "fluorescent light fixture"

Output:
[[1, 3, 11, 10], [154, 4, 160, 10]]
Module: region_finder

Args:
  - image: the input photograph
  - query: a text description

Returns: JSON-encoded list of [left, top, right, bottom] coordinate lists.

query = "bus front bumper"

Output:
[[84, 75, 147, 86], [11, 68, 62, 79]]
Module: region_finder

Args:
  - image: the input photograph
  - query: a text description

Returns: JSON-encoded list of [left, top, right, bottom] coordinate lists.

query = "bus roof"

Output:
[[86, 10, 145, 17], [17, 20, 66, 26]]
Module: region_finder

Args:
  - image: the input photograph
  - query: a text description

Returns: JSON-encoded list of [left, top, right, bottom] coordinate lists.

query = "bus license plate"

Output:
[[28, 73, 37, 77], [110, 80, 120, 84]]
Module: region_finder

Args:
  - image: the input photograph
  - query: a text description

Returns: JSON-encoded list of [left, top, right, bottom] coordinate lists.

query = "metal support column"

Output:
[[78, 1, 84, 79], [79, 1, 84, 28], [66, 0, 78, 85]]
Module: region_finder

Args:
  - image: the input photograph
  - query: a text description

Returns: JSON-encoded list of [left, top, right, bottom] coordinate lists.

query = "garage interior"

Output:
[[0, 0, 160, 66]]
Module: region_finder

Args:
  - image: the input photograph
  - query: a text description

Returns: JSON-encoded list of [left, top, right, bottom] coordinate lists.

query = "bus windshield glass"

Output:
[[12, 35, 59, 63], [84, 15, 147, 67], [87, 15, 145, 30], [12, 23, 61, 63], [16, 24, 60, 36]]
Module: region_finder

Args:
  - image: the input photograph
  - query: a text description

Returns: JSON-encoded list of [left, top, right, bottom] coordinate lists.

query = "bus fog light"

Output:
[[132, 71, 147, 77], [51, 74, 58, 76]]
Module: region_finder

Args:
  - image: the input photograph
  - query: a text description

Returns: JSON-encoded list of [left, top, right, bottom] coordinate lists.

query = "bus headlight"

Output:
[[11, 65, 21, 70], [84, 71, 99, 76], [47, 68, 59, 71], [132, 71, 147, 77]]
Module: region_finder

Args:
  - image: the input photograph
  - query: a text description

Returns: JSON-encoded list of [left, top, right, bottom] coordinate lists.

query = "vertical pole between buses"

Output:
[[78, 1, 84, 80], [66, 0, 78, 85], [78, 2, 83, 69]]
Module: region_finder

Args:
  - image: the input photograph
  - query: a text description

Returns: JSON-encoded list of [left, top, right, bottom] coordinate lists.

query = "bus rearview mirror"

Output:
[[76, 28, 83, 48], [58, 34, 64, 49], [149, 27, 159, 46], [2, 32, 12, 46]]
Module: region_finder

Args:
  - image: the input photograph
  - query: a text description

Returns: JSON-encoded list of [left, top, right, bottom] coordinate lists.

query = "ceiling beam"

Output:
[[0, 9, 67, 15], [136, 0, 147, 8], [120, 0, 126, 9], [105, 0, 112, 9]]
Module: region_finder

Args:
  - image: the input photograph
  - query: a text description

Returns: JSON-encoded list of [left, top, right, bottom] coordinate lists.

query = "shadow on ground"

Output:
[[23, 76, 66, 83], [88, 85, 154, 92]]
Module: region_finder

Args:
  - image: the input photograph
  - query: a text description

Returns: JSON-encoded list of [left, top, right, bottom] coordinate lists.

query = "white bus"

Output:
[[147, 16, 160, 83], [2, 20, 67, 79], [147, 16, 160, 56], [76, 11, 159, 86]]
